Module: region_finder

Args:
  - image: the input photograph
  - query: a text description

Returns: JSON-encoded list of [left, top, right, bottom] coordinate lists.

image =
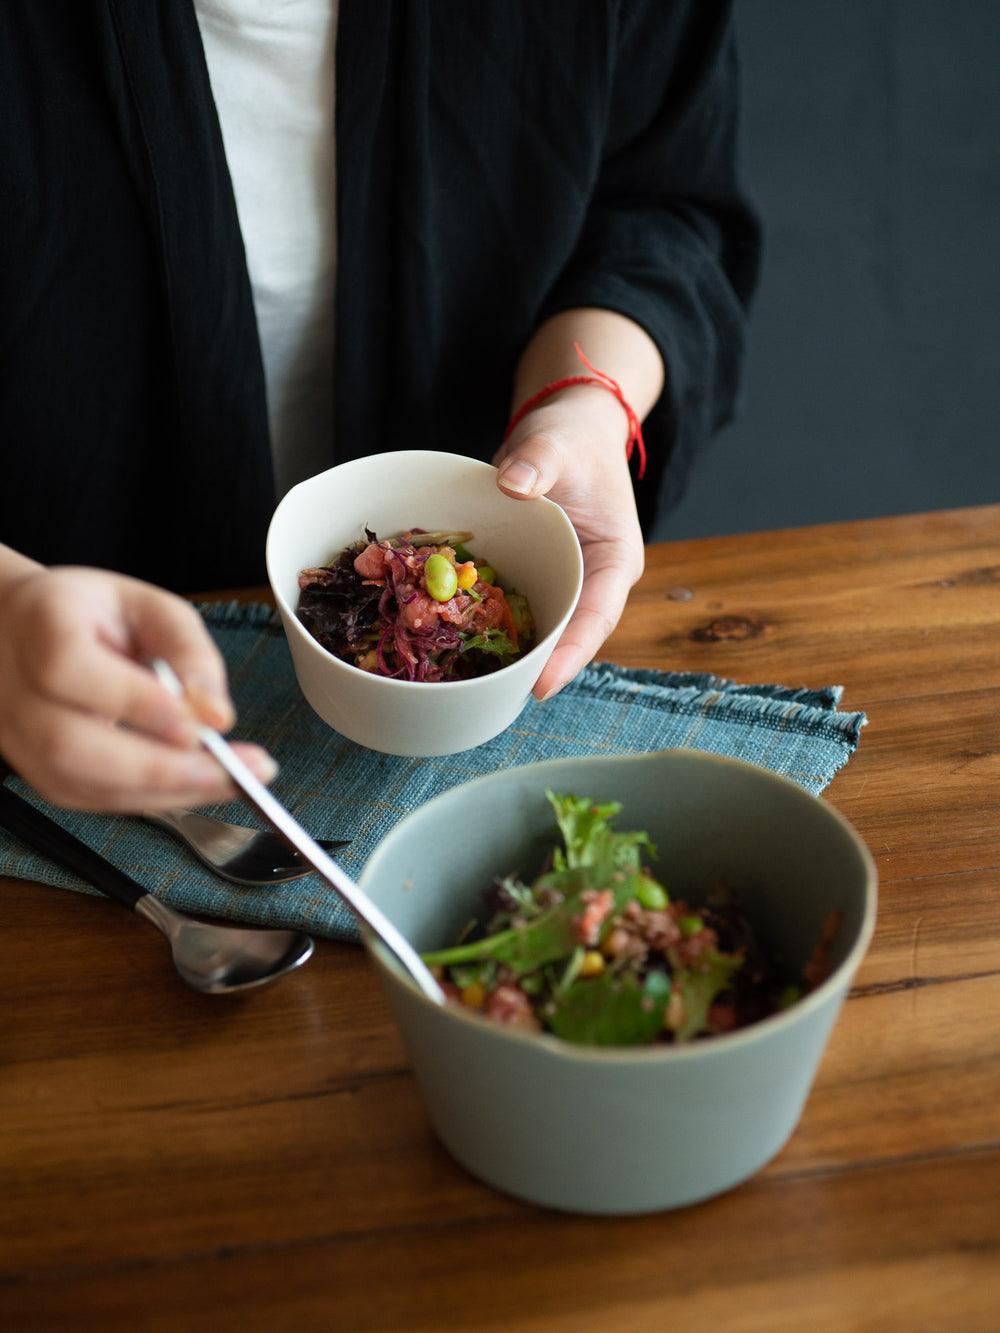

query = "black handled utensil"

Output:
[[0, 782, 313, 993]]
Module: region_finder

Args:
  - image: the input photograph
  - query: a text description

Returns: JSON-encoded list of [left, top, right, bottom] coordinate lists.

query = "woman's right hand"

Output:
[[0, 556, 277, 812]]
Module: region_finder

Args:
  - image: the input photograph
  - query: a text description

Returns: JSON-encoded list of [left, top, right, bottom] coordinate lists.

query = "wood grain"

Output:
[[2, 505, 998, 1331]]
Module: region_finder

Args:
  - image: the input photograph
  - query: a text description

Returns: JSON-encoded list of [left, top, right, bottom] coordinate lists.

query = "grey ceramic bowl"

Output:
[[357, 749, 877, 1215]]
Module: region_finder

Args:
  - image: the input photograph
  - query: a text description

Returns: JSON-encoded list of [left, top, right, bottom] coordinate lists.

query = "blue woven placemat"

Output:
[[0, 602, 867, 942]]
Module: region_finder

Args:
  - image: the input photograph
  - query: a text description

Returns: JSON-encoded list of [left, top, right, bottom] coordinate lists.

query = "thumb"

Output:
[[494, 433, 563, 501]]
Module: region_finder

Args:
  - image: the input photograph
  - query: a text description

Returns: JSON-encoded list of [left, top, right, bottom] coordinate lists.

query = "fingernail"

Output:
[[256, 753, 280, 785], [537, 682, 566, 703], [186, 677, 236, 732], [497, 459, 538, 496]]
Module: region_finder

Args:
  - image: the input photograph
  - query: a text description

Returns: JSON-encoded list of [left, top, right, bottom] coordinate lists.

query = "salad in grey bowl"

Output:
[[357, 749, 877, 1215]]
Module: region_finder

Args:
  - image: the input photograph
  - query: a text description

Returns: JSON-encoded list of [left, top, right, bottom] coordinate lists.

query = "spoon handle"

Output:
[[198, 727, 447, 1004], [0, 784, 146, 911], [147, 659, 447, 1005]]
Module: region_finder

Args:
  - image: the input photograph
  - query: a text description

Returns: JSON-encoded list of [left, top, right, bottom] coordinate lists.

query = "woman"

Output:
[[0, 0, 760, 811]]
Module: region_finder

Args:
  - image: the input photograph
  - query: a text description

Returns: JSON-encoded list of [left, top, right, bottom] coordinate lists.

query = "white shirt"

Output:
[[194, 0, 338, 498]]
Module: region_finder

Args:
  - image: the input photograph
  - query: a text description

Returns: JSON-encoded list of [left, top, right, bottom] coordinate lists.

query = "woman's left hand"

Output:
[[493, 383, 645, 700]]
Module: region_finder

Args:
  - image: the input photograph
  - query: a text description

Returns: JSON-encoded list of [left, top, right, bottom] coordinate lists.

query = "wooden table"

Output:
[[2, 505, 998, 1331]]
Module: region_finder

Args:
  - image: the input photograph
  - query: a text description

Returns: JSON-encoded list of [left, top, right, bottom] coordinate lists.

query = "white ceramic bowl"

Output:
[[266, 452, 583, 756], [357, 750, 878, 1215]]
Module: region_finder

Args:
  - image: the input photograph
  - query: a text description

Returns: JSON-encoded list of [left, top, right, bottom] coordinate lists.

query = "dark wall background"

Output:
[[655, 0, 1000, 541]]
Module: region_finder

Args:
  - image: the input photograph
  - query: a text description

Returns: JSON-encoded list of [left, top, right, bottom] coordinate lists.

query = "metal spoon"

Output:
[[150, 658, 446, 1005], [0, 783, 313, 994], [142, 807, 350, 885]]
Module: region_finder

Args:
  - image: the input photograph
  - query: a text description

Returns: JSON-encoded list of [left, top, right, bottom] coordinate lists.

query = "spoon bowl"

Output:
[[142, 807, 350, 885], [0, 783, 314, 994], [136, 894, 313, 992]]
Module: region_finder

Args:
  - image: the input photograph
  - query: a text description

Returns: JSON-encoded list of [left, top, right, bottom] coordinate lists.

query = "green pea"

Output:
[[425, 552, 458, 602], [636, 876, 669, 911], [475, 563, 496, 585], [679, 915, 704, 938]]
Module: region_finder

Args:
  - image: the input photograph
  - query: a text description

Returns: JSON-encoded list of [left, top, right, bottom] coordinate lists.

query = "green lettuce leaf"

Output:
[[460, 628, 518, 663], [546, 969, 672, 1046], [667, 949, 745, 1041], [546, 791, 655, 873], [421, 863, 643, 977]]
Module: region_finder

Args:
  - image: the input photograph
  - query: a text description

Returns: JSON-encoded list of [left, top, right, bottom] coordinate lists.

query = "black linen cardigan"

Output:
[[0, 0, 760, 593]]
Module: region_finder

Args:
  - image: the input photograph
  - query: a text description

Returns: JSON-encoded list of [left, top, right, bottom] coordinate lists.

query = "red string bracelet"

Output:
[[502, 342, 647, 478]]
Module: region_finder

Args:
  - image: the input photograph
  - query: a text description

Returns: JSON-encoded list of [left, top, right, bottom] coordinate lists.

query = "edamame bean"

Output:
[[425, 551, 458, 602], [636, 877, 669, 911]]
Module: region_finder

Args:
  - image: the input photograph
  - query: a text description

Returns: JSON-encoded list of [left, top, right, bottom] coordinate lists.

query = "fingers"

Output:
[[3, 681, 279, 813], [495, 407, 645, 700], [60, 577, 237, 744], [532, 559, 633, 701], [120, 580, 237, 732], [532, 623, 602, 703], [494, 382, 635, 504], [5, 707, 276, 812], [495, 433, 563, 501], [0, 567, 276, 813]]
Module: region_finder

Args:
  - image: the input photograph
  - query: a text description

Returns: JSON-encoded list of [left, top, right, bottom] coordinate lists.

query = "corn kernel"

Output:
[[456, 561, 478, 590], [578, 950, 605, 977], [664, 990, 685, 1031], [461, 982, 486, 1009]]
